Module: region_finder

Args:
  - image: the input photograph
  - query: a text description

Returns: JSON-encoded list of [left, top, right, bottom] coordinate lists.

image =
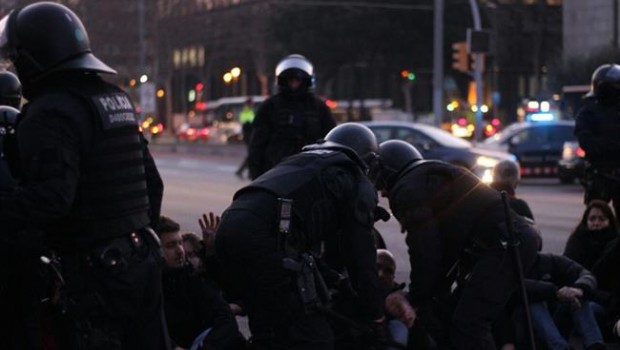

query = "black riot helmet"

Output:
[[275, 54, 314, 93], [371, 140, 423, 192], [0, 2, 116, 82], [0, 70, 21, 109], [305, 123, 378, 171], [585, 64, 620, 103]]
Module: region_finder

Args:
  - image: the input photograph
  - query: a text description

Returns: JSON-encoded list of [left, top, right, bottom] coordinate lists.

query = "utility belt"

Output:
[[89, 227, 160, 268], [40, 227, 161, 350], [58, 227, 161, 270], [276, 198, 331, 313]]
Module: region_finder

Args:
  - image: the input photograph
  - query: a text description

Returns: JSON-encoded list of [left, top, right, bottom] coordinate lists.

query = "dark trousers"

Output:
[[216, 203, 334, 350], [449, 225, 539, 350], [54, 234, 170, 350], [585, 168, 620, 216]]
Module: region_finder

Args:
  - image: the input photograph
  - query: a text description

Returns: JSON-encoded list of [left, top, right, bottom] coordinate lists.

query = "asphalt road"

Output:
[[153, 150, 587, 284]]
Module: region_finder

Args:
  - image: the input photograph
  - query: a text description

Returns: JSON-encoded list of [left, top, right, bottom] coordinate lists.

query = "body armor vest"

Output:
[[586, 102, 620, 166], [265, 94, 323, 167], [235, 149, 362, 251], [66, 82, 150, 240]]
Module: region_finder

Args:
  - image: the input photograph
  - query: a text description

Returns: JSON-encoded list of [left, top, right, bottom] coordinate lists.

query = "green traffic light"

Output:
[[408, 73, 416, 81]]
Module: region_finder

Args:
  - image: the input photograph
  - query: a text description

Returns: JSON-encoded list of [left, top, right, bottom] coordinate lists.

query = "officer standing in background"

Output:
[[248, 54, 336, 180], [216, 123, 385, 349], [575, 63, 620, 216], [371, 140, 539, 350], [235, 97, 255, 179], [0, 3, 168, 349]]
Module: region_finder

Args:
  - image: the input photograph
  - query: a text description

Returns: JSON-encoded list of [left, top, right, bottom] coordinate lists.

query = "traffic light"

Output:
[[400, 69, 416, 81], [452, 42, 469, 73]]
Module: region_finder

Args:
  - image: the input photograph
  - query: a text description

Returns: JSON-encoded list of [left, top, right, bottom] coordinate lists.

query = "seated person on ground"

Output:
[[524, 252, 604, 350], [490, 159, 534, 220], [158, 215, 245, 350], [377, 249, 416, 349]]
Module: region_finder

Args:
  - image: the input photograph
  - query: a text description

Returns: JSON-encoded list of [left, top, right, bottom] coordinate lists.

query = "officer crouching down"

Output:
[[0, 3, 167, 349], [370, 140, 539, 350], [216, 123, 385, 350]]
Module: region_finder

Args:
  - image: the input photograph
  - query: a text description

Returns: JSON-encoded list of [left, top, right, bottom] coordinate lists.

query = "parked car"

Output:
[[480, 120, 576, 178], [362, 121, 515, 183], [176, 122, 211, 143], [558, 140, 586, 184]]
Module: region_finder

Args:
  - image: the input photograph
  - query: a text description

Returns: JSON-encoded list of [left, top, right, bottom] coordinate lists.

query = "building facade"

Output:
[[563, 0, 618, 62]]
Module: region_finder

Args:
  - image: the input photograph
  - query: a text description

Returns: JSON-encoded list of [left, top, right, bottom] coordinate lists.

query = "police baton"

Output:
[[500, 191, 536, 350]]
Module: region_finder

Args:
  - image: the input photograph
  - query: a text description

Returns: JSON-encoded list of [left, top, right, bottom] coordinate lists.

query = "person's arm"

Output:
[[592, 237, 620, 292], [141, 134, 163, 229], [523, 278, 559, 303], [551, 254, 597, 297], [404, 211, 443, 304], [332, 168, 384, 321], [0, 104, 86, 227], [247, 99, 273, 179]]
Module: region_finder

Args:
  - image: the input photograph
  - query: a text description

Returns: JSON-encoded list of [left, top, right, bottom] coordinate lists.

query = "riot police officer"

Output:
[[0, 70, 22, 181], [247, 54, 336, 180], [575, 63, 620, 215], [0, 3, 167, 349], [0, 70, 22, 110], [371, 140, 539, 350], [216, 123, 384, 349], [0, 105, 17, 187], [0, 70, 22, 109]]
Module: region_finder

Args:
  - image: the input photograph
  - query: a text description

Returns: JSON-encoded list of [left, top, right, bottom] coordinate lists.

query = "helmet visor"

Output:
[[275, 55, 313, 77], [0, 13, 14, 68]]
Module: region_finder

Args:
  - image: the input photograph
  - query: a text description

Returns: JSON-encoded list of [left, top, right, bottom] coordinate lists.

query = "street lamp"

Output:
[[231, 67, 241, 79], [223, 72, 233, 84]]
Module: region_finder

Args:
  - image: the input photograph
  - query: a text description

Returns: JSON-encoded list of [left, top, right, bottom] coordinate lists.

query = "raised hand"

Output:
[[198, 212, 220, 256]]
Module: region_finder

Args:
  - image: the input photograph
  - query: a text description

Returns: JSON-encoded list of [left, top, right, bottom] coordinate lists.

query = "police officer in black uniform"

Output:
[[247, 54, 336, 180], [0, 3, 167, 349], [0, 70, 22, 183], [371, 140, 539, 350], [0, 104, 18, 188], [0, 70, 22, 109], [575, 63, 620, 215], [216, 123, 385, 350]]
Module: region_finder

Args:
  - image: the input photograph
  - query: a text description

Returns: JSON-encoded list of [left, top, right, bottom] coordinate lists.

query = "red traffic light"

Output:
[[195, 82, 204, 92], [452, 42, 469, 73]]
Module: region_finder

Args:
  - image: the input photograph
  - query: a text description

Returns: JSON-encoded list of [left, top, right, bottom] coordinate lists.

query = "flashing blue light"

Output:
[[528, 113, 554, 122]]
